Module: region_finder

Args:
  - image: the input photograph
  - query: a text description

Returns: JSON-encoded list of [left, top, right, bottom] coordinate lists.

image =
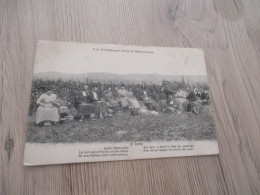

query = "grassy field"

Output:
[[26, 105, 216, 143]]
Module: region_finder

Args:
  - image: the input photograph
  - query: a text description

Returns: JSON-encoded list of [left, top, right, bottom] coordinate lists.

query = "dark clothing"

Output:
[[186, 92, 197, 102], [87, 91, 99, 103], [112, 90, 119, 99], [104, 91, 114, 102], [200, 91, 210, 101], [75, 90, 90, 109], [87, 90, 109, 116], [141, 90, 150, 99], [78, 104, 96, 116], [185, 92, 200, 114]]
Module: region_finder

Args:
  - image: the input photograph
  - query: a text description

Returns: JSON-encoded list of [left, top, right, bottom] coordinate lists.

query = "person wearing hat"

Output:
[[35, 86, 60, 126]]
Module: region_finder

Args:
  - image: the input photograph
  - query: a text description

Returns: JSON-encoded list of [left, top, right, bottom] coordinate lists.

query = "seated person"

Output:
[[126, 88, 140, 109], [141, 88, 156, 110], [75, 85, 89, 108], [200, 90, 210, 103], [175, 88, 187, 110], [167, 95, 179, 112], [74, 85, 95, 120], [55, 96, 73, 122], [35, 87, 60, 126], [88, 86, 111, 118], [142, 88, 150, 101], [104, 87, 118, 112], [193, 87, 200, 97], [117, 85, 129, 109], [112, 86, 120, 99], [118, 85, 127, 97], [184, 88, 200, 114]]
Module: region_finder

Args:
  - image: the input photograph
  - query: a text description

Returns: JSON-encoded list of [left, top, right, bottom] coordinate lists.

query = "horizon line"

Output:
[[34, 71, 207, 77]]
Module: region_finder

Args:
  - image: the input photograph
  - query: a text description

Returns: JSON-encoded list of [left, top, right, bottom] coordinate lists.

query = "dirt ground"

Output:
[[26, 105, 217, 143]]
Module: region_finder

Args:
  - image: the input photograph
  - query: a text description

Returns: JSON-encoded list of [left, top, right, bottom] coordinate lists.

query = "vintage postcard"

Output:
[[24, 41, 219, 166]]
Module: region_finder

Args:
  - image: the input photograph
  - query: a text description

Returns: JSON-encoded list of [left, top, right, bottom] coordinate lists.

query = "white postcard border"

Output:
[[24, 140, 219, 166]]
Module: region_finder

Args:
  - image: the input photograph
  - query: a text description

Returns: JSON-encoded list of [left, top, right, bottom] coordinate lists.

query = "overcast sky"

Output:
[[34, 41, 207, 76]]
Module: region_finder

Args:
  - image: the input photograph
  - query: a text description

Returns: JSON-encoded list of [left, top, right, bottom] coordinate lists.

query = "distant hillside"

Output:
[[33, 72, 208, 85]]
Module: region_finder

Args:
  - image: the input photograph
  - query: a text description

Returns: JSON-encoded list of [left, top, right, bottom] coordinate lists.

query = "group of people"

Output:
[[166, 87, 209, 114], [34, 83, 210, 126]]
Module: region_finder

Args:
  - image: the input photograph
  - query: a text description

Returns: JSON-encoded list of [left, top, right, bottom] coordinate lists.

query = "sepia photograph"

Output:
[[24, 41, 218, 165]]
